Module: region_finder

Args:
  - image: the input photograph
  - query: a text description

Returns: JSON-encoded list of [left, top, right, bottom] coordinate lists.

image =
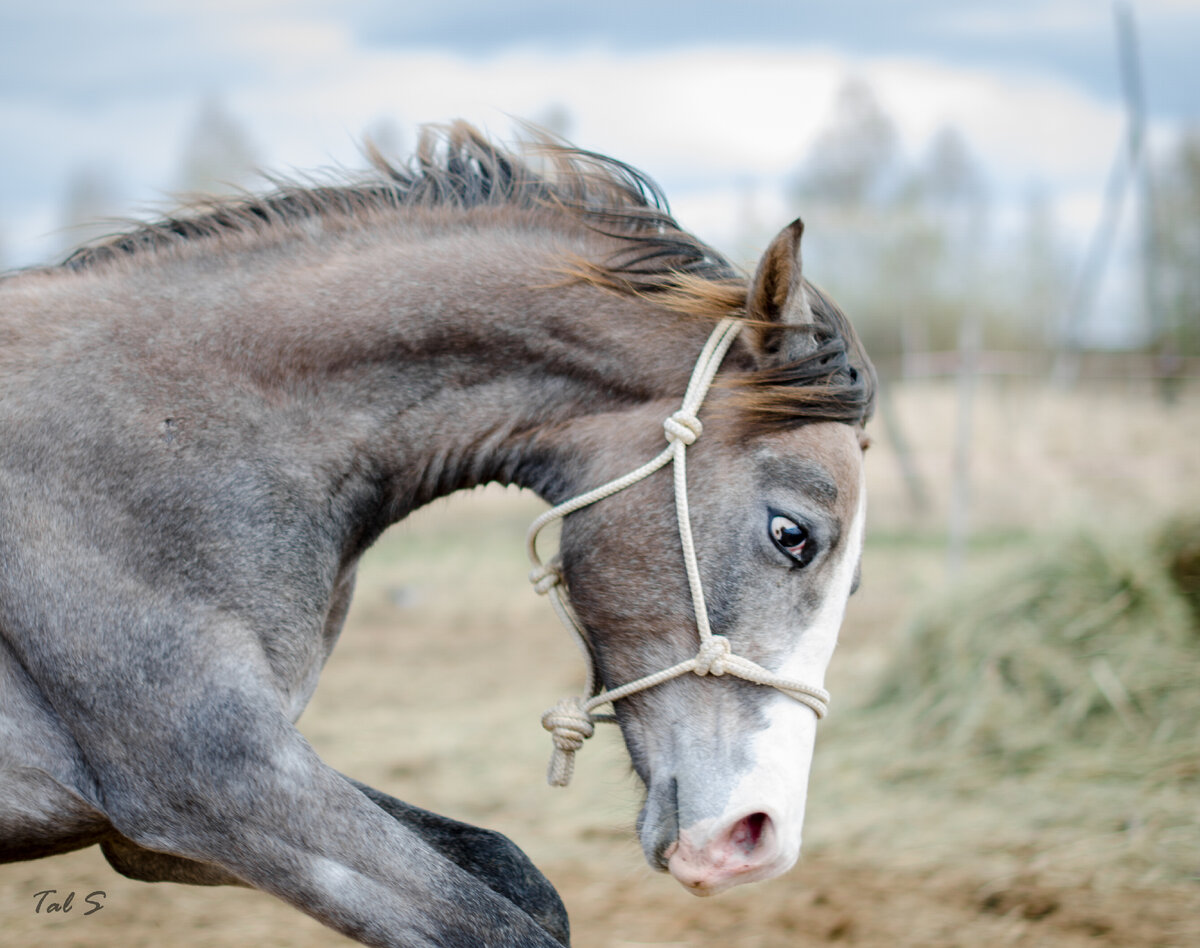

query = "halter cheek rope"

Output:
[[526, 317, 831, 787]]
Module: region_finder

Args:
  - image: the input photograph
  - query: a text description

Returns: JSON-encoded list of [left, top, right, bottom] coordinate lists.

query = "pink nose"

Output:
[[666, 811, 786, 896]]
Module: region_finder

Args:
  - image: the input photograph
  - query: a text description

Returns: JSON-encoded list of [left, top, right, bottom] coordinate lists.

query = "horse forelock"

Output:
[[727, 284, 877, 436]]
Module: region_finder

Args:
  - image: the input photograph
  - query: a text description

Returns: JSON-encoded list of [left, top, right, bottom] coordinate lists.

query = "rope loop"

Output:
[[663, 409, 702, 446], [693, 636, 731, 677], [529, 563, 562, 595]]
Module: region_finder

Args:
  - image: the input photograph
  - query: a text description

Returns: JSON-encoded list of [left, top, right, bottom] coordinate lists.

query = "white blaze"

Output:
[[669, 468, 867, 894]]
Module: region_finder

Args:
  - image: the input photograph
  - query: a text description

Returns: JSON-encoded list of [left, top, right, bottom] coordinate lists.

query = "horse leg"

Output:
[[88, 711, 567, 946], [0, 766, 110, 862], [0, 643, 111, 861], [54, 665, 563, 947], [99, 781, 569, 946], [1, 645, 243, 883], [346, 777, 569, 946]]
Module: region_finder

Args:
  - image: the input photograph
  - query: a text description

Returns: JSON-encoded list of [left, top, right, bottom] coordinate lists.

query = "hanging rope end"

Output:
[[541, 697, 595, 787], [546, 748, 575, 787]]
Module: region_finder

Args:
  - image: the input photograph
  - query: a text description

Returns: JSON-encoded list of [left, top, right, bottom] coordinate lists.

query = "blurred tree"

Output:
[[176, 96, 260, 197], [887, 127, 992, 355], [1012, 185, 1071, 350], [791, 77, 901, 209], [788, 80, 1006, 361], [907, 127, 988, 231], [56, 163, 123, 258], [1149, 127, 1200, 356], [787, 79, 908, 358], [786, 80, 1078, 363]]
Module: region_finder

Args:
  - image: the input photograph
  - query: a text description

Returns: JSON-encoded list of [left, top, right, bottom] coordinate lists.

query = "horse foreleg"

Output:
[[85, 705, 564, 948], [8, 560, 566, 946], [346, 777, 569, 946], [98, 779, 569, 945]]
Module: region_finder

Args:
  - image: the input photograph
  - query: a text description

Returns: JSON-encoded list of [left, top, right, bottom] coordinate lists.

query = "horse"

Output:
[[0, 123, 875, 947]]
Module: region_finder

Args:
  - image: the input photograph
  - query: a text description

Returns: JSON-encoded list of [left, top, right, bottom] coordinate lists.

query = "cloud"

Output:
[[0, 4, 1158, 269]]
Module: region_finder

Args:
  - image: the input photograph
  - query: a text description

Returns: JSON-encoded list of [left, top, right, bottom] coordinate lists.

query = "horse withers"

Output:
[[0, 124, 874, 947]]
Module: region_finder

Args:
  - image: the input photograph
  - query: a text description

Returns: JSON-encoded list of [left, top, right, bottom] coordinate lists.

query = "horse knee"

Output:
[[96, 706, 309, 854], [101, 784, 220, 857], [97, 748, 280, 857]]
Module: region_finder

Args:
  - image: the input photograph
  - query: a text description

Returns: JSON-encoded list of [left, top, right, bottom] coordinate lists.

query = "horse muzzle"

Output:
[[664, 806, 797, 896], [636, 688, 818, 896]]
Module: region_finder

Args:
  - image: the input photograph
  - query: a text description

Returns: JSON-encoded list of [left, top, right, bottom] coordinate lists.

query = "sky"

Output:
[[2, 0, 1197, 343]]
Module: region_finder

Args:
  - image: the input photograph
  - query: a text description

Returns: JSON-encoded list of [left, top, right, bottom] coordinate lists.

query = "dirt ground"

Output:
[[2, 382, 1198, 947]]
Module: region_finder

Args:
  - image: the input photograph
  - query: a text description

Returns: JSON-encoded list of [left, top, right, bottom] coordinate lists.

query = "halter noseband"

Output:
[[526, 317, 831, 787]]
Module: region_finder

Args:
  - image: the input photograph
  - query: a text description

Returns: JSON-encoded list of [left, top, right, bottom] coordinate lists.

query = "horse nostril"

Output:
[[667, 810, 789, 894], [729, 812, 771, 855]]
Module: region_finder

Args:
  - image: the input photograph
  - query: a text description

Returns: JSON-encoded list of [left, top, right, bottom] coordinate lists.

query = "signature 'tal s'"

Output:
[[32, 889, 106, 917]]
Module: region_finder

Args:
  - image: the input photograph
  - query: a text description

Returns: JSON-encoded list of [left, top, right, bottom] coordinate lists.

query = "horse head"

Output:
[[536, 219, 873, 895]]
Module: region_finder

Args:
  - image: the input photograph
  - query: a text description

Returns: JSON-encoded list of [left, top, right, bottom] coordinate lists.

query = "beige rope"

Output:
[[527, 317, 831, 787]]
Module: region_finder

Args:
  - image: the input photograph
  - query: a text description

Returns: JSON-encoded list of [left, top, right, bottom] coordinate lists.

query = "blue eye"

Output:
[[769, 514, 813, 565]]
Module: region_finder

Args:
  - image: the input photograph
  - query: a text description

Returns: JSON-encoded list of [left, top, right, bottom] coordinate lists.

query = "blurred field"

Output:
[[2, 379, 1198, 947]]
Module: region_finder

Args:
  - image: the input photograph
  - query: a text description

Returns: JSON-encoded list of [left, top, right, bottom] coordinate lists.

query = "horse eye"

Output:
[[769, 514, 810, 563]]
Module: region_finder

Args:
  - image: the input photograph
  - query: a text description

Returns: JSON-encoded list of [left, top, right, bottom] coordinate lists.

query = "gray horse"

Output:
[[0, 124, 874, 946]]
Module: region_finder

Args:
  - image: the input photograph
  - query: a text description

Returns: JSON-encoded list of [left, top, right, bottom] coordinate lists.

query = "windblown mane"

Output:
[[61, 123, 738, 291], [59, 121, 874, 431]]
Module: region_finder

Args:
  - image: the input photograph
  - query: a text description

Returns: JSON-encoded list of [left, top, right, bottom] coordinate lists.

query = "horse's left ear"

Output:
[[745, 218, 819, 365]]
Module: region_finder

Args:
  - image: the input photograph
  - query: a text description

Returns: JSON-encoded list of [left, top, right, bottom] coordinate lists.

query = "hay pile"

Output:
[[870, 515, 1200, 782], [845, 515, 1200, 884]]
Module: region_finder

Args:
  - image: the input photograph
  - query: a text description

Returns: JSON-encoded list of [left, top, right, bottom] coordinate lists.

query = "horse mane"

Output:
[[61, 123, 736, 290], [58, 121, 874, 431]]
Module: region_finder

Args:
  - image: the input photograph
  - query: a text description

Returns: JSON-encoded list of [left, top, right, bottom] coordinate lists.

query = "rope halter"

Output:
[[526, 317, 831, 787]]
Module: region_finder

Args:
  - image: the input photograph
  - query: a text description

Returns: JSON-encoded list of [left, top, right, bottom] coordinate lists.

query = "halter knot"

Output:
[[528, 563, 562, 595], [541, 696, 596, 787], [663, 409, 703, 446], [693, 636, 732, 677], [541, 696, 595, 750]]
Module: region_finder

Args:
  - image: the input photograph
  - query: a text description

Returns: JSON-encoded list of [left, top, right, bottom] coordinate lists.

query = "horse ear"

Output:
[[745, 218, 818, 365]]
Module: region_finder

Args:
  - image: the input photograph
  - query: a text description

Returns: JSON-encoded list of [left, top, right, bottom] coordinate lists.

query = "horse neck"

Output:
[[65, 222, 721, 519]]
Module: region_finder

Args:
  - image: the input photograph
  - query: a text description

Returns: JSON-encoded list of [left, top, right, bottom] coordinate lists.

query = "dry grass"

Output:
[[811, 516, 1200, 902], [867, 379, 1200, 535], [871, 520, 1199, 777], [2, 379, 1198, 947]]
